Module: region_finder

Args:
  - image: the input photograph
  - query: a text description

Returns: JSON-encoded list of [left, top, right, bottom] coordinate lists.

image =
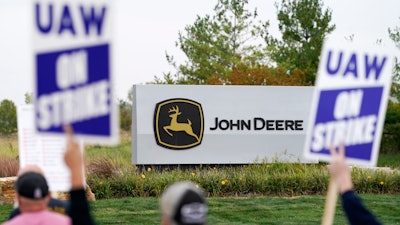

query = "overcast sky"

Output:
[[0, 0, 399, 106]]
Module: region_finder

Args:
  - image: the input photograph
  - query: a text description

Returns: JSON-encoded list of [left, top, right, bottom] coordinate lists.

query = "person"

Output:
[[328, 144, 382, 225], [7, 165, 70, 220], [63, 125, 96, 225], [160, 181, 208, 225], [65, 124, 207, 225], [4, 125, 96, 225], [1, 170, 71, 225]]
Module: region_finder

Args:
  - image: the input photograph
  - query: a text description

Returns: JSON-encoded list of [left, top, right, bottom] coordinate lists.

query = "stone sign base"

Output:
[[0, 176, 95, 205]]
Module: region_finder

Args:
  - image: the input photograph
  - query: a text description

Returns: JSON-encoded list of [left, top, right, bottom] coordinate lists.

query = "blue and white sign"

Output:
[[33, 0, 119, 144], [303, 38, 396, 166]]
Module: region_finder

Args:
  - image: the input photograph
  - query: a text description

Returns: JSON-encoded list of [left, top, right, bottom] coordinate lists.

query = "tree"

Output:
[[0, 99, 17, 135], [24, 92, 33, 104], [264, 0, 335, 85], [118, 87, 134, 131], [156, 0, 269, 84], [383, 101, 400, 153], [381, 20, 400, 153], [388, 20, 400, 100], [206, 62, 308, 86], [119, 98, 132, 131]]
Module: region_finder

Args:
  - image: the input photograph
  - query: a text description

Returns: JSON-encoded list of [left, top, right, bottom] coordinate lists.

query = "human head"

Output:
[[160, 181, 208, 225], [15, 171, 50, 212]]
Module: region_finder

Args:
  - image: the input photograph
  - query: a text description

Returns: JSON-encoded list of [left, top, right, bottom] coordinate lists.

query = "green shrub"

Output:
[[352, 167, 400, 194], [87, 162, 400, 200], [2, 135, 399, 199]]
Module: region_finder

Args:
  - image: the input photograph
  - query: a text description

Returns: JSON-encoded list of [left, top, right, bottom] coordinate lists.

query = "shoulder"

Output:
[[3, 211, 70, 225], [48, 198, 70, 215], [41, 211, 72, 225], [7, 208, 21, 221], [43, 210, 70, 220]]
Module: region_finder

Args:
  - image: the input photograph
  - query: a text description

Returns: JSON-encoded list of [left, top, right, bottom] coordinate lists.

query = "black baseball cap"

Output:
[[15, 172, 49, 200]]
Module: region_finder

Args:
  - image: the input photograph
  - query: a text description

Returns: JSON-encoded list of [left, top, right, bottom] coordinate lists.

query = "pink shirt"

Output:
[[2, 210, 71, 225]]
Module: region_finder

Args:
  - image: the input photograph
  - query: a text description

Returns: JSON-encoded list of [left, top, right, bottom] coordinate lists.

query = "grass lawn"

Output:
[[377, 154, 400, 168], [1, 194, 399, 225]]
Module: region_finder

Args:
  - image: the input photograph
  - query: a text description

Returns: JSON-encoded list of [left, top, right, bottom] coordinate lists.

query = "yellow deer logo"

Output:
[[163, 105, 199, 141]]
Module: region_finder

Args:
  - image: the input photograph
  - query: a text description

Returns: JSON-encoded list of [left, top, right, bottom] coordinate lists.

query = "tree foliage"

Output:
[[383, 100, 400, 153], [382, 20, 400, 153], [154, 0, 334, 86], [24, 92, 33, 104], [0, 99, 17, 135], [207, 62, 308, 86], [117, 87, 134, 131], [119, 99, 132, 131], [388, 21, 400, 100], [157, 0, 269, 84], [264, 0, 335, 85]]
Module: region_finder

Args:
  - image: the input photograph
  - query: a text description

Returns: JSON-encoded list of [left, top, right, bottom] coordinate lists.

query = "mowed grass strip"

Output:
[[1, 194, 399, 224], [89, 194, 400, 225]]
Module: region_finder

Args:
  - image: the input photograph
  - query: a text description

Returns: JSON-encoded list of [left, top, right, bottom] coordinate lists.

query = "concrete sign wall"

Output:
[[132, 85, 314, 164]]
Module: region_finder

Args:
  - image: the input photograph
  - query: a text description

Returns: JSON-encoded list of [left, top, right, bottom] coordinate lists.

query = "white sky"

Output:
[[0, 0, 399, 106]]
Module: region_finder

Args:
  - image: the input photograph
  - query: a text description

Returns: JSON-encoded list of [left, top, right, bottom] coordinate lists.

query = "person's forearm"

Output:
[[337, 174, 353, 194], [70, 166, 84, 190]]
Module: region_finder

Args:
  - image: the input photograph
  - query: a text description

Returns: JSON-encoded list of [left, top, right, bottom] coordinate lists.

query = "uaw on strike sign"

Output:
[[304, 38, 396, 166], [33, 0, 118, 144]]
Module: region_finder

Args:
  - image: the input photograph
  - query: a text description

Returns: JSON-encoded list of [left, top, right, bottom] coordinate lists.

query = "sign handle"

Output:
[[322, 179, 338, 225]]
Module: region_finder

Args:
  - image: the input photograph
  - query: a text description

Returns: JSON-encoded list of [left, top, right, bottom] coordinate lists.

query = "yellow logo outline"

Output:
[[154, 99, 204, 149]]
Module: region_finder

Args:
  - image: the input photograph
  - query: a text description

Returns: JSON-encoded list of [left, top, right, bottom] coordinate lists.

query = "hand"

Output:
[[63, 125, 83, 169], [63, 125, 85, 189], [327, 144, 353, 194]]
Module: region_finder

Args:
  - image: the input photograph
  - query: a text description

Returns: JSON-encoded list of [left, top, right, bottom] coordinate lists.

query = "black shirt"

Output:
[[69, 189, 96, 225], [342, 190, 382, 225]]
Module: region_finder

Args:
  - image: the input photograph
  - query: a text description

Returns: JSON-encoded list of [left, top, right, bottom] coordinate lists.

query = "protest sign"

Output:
[[17, 105, 84, 191], [33, 0, 118, 144], [303, 38, 396, 167], [303, 38, 396, 225]]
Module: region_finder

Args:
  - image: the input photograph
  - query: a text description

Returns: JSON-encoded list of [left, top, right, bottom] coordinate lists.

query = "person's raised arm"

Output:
[[63, 125, 96, 225], [64, 125, 85, 190], [327, 144, 353, 194], [328, 145, 382, 225]]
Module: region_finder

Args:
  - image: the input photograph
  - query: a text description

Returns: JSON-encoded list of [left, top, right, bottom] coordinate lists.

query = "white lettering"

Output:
[[334, 90, 363, 119], [37, 80, 110, 129], [56, 50, 88, 88], [311, 115, 377, 152], [37, 96, 52, 129]]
